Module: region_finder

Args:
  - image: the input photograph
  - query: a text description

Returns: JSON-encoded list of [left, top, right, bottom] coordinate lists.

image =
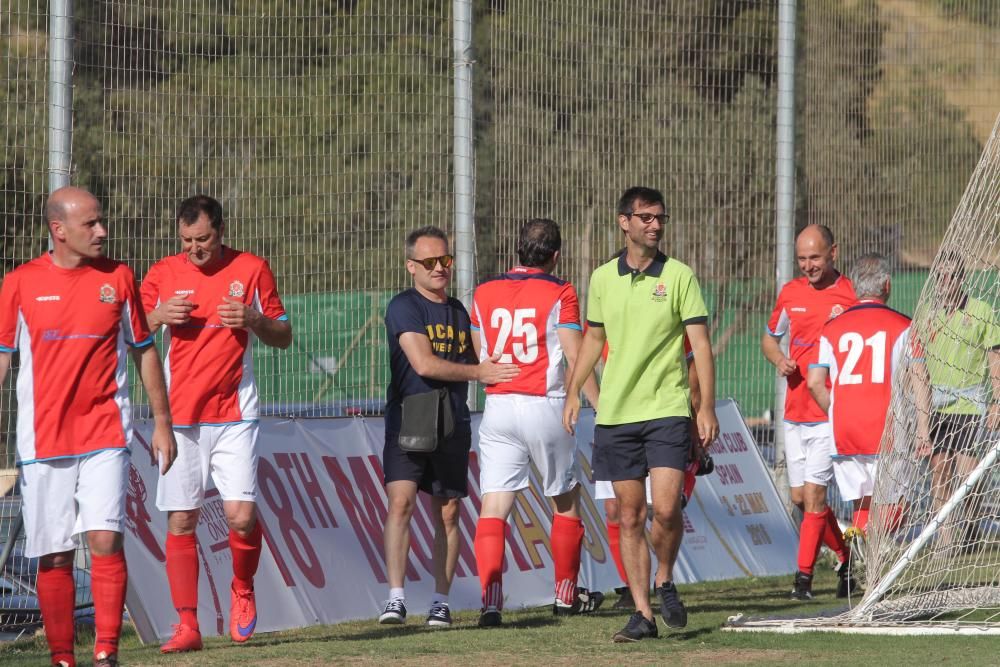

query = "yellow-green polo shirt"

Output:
[[587, 251, 708, 425]]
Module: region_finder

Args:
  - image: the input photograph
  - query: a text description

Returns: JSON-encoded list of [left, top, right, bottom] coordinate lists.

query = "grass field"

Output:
[[3, 568, 1000, 666]]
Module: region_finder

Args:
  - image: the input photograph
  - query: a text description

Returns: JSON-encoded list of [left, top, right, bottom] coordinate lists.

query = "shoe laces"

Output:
[[625, 611, 648, 631], [384, 598, 405, 613], [429, 602, 449, 618]]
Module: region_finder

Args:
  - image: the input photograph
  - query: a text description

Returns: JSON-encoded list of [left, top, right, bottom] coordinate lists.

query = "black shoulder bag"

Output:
[[398, 388, 455, 453]]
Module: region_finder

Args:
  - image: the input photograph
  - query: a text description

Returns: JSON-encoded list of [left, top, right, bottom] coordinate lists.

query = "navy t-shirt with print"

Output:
[[384, 288, 474, 435]]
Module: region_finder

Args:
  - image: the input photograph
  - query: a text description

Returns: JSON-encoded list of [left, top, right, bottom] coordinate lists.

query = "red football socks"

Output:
[[166, 532, 200, 629], [230, 522, 263, 590], [852, 508, 871, 534], [551, 514, 584, 605], [798, 509, 828, 576], [37, 562, 75, 666], [822, 506, 849, 563], [474, 517, 506, 609], [91, 551, 127, 659], [606, 521, 627, 583]]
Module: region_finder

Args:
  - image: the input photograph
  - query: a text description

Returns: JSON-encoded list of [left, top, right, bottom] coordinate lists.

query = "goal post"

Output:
[[728, 112, 1000, 634]]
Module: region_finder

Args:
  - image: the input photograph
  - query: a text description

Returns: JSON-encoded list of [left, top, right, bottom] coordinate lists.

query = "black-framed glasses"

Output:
[[409, 254, 454, 270], [629, 212, 669, 224]]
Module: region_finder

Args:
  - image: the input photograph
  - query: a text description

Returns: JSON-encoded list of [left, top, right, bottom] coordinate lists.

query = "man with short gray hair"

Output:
[[808, 253, 931, 536]]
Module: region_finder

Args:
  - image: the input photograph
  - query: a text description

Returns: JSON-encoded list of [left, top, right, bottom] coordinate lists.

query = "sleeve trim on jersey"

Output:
[[765, 325, 785, 338], [990, 344, 1000, 351], [682, 315, 708, 326], [275, 314, 289, 322], [585, 319, 604, 328], [470, 324, 480, 331], [808, 363, 829, 369], [555, 323, 582, 331], [129, 336, 155, 349], [0, 344, 16, 353]]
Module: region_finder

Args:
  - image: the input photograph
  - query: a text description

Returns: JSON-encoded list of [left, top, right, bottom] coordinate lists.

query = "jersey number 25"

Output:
[[490, 307, 538, 364]]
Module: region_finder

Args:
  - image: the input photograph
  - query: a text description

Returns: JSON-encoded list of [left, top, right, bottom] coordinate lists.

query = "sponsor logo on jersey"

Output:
[[35, 295, 60, 302], [99, 283, 117, 304], [229, 280, 246, 298], [791, 307, 807, 312], [651, 282, 668, 302], [174, 289, 195, 296], [830, 304, 846, 318]]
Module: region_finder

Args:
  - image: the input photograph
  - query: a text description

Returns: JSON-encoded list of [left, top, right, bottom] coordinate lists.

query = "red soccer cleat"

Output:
[[230, 581, 257, 642], [160, 623, 203, 653]]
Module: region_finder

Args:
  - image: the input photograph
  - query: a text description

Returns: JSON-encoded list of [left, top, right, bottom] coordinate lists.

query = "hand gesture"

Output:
[[155, 296, 195, 326], [775, 356, 797, 377], [697, 406, 720, 448], [152, 422, 177, 475], [218, 297, 258, 329], [477, 352, 520, 385], [563, 393, 581, 436]]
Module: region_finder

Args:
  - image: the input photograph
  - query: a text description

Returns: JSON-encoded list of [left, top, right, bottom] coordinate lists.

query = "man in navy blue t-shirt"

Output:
[[379, 226, 519, 628]]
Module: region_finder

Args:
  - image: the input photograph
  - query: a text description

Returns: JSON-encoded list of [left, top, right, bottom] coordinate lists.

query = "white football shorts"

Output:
[[784, 421, 834, 487], [478, 394, 579, 497], [20, 448, 129, 558], [832, 455, 878, 502], [156, 421, 259, 511], [593, 478, 653, 503]]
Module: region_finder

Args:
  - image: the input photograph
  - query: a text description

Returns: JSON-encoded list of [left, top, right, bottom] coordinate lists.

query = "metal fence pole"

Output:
[[453, 0, 476, 409], [49, 0, 74, 193], [772, 0, 797, 511]]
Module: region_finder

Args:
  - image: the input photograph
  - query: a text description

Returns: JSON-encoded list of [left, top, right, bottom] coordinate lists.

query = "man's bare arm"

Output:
[[398, 332, 518, 384], [557, 327, 600, 409], [0, 352, 10, 388], [686, 322, 719, 446], [562, 325, 606, 434], [762, 332, 797, 376], [807, 366, 831, 413], [130, 345, 177, 474]]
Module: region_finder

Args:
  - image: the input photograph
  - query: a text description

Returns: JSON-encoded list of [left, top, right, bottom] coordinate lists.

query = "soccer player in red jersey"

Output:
[[762, 224, 856, 600], [470, 219, 601, 626], [808, 253, 931, 535], [142, 195, 292, 652], [0, 186, 177, 667]]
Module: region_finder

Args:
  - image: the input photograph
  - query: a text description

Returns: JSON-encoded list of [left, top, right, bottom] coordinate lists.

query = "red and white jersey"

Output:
[[816, 300, 914, 456], [0, 254, 152, 464], [471, 267, 581, 397], [767, 274, 856, 423], [141, 247, 287, 426]]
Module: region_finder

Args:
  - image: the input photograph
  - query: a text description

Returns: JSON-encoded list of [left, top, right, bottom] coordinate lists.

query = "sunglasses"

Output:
[[409, 254, 454, 270], [629, 212, 669, 224]]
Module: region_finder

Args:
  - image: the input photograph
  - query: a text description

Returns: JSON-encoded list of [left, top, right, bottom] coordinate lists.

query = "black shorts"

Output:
[[383, 428, 472, 498], [931, 413, 982, 455], [593, 416, 691, 481]]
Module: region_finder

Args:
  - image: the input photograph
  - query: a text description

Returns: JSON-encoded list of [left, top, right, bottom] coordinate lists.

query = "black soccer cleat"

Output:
[[478, 606, 502, 627], [836, 557, 858, 598], [613, 611, 658, 642], [612, 585, 635, 610], [655, 581, 688, 628], [790, 571, 814, 601]]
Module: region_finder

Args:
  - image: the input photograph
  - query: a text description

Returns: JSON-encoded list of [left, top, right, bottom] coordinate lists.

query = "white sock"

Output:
[[389, 587, 405, 601], [431, 593, 449, 606]]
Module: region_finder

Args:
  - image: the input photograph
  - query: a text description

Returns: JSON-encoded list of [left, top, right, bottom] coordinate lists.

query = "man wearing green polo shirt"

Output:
[[563, 185, 718, 642], [922, 254, 1000, 547]]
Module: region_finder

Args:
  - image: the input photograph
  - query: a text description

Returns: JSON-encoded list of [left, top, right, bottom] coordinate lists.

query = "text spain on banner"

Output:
[[123, 400, 797, 642]]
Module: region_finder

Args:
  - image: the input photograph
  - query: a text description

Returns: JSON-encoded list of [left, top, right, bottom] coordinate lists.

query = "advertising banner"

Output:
[[124, 400, 796, 642]]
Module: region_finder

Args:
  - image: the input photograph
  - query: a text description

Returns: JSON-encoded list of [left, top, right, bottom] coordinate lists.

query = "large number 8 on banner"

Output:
[[490, 307, 539, 363]]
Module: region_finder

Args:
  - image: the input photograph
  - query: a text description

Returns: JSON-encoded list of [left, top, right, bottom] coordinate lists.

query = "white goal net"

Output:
[[730, 112, 1000, 635]]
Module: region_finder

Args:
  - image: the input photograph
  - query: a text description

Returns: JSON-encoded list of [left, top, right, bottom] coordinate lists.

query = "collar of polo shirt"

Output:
[[617, 250, 668, 277]]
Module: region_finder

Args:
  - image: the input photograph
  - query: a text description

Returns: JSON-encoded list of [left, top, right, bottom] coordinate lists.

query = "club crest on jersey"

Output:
[[830, 304, 846, 318], [98, 283, 116, 304], [651, 282, 668, 302], [229, 280, 245, 298]]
